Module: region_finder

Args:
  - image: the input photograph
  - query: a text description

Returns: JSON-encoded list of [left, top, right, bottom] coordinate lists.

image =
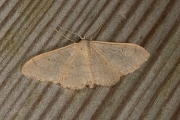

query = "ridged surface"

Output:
[[0, 0, 180, 120]]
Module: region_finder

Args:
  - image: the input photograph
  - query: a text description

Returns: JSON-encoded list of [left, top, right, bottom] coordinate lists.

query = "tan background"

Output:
[[0, 0, 180, 120]]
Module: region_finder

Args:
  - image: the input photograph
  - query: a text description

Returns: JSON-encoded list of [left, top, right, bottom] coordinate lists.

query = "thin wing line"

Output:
[[60, 45, 93, 89], [89, 43, 120, 85], [60, 45, 78, 83], [90, 43, 119, 74]]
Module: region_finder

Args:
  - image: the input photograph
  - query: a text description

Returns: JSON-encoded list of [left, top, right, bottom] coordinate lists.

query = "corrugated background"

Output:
[[0, 0, 180, 120]]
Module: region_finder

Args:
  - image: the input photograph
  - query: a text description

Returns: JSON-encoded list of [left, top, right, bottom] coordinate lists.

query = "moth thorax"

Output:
[[79, 40, 91, 64]]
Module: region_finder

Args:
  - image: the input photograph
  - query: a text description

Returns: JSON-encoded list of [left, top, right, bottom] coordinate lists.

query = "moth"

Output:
[[22, 26, 150, 89]]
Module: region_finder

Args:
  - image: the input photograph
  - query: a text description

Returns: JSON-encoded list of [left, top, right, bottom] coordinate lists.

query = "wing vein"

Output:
[[90, 43, 119, 79], [60, 46, 79, 83]]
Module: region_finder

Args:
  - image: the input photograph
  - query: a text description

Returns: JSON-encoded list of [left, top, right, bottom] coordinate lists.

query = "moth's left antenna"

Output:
[[53, 27, 75, 43]]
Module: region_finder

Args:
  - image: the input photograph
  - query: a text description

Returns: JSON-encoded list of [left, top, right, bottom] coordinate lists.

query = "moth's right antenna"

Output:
[[90, 22, 104, 40]]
